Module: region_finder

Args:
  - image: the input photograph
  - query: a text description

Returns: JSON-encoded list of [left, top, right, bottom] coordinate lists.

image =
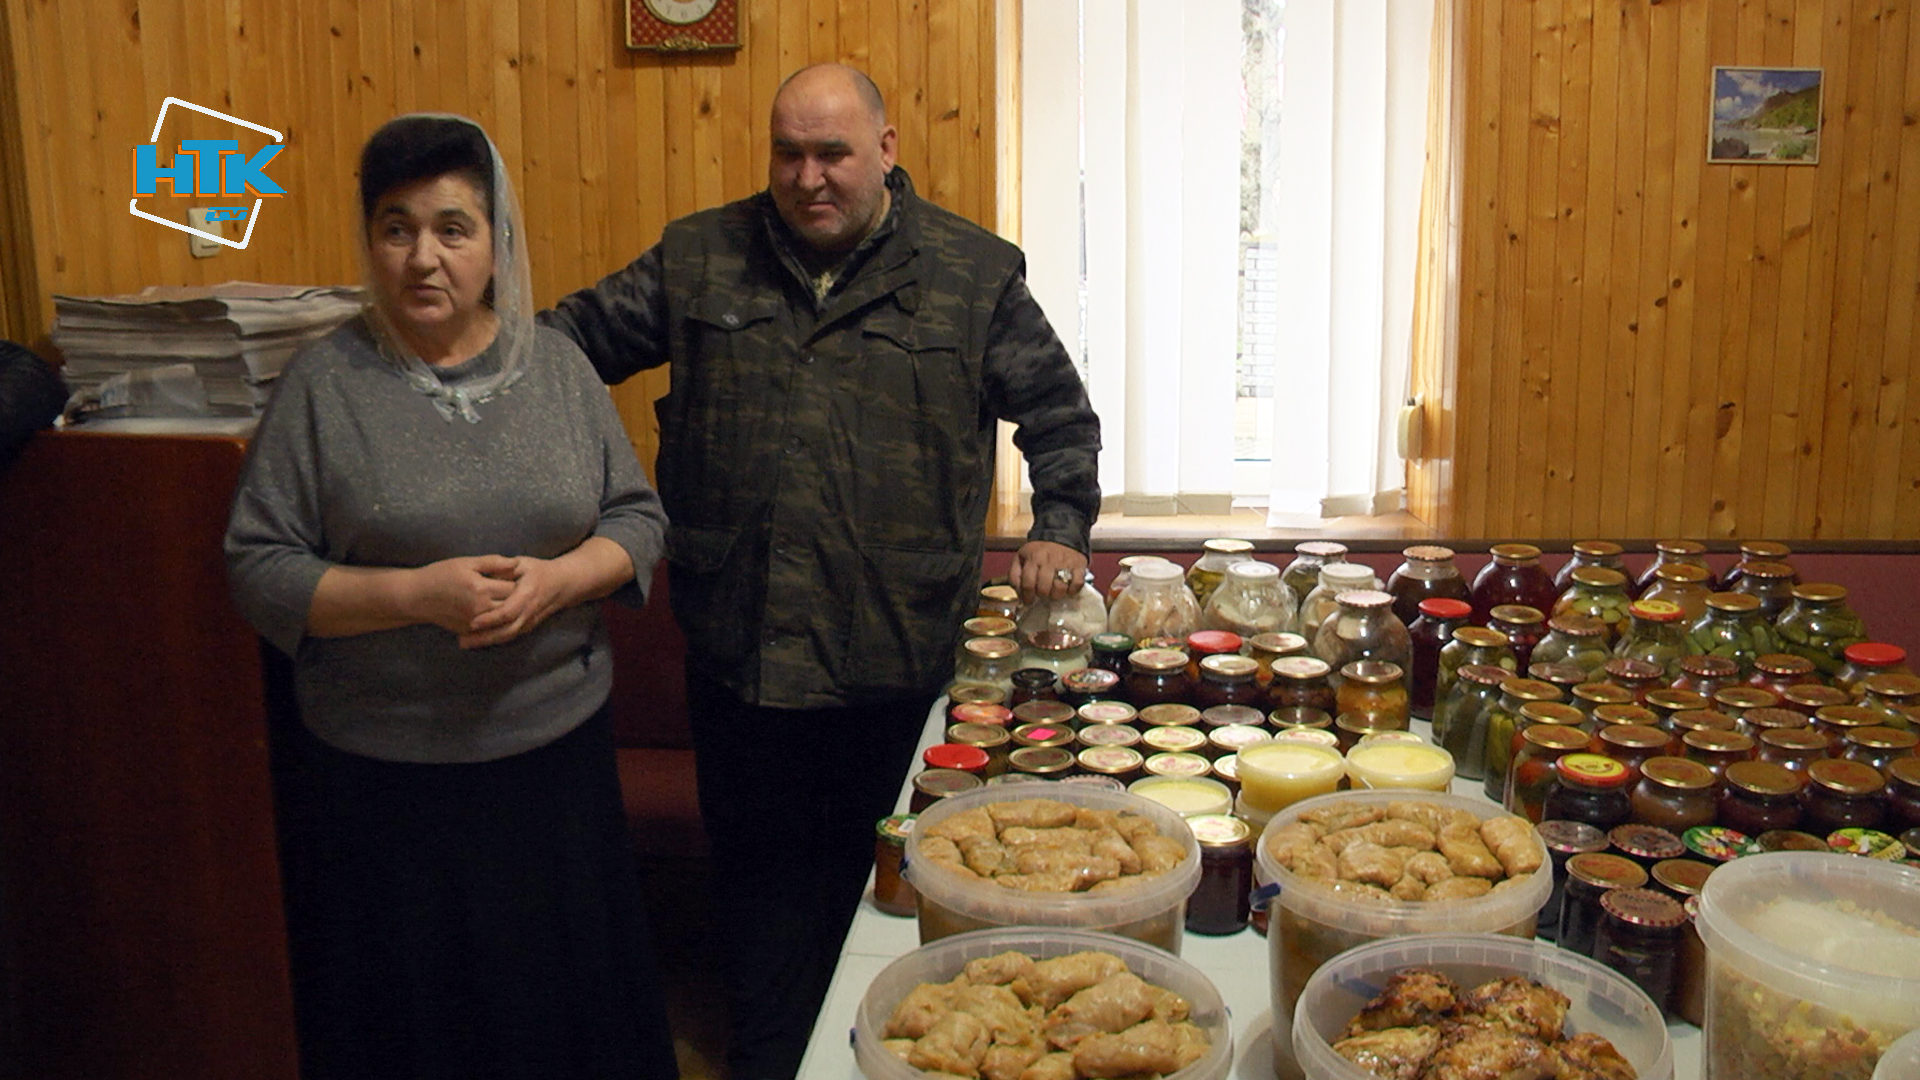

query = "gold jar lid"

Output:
[[1705, 592, 1762, 615], [1127, 647, 1189, 673], [1547, 614, 1608, 638], [1654, 563, 1711, 584], [1010, 722, 1076, 749], [1739, 708, 1808, 734], [1337, 589, 1394, 609], [1188, 813, 1252, 848], [1499, 677, 1562, 703], [1006, 746, 1075, 776], [1725, 760, 1804, 798], [1682, 728, 1754, 755], [949, 687, 1009, 710], [1646, 689, 1711, 714], [1199, 654, 1260, 681], [1844, 725, 1919, 752], [1141, 725, 1209, 754], [1202, 537, 1255, 554], [1655, 539, 1708, 557], [1012, 700, 1076, 726], [1272, 656, 1333, 681], [963, 616, 1018, 638], [1569, 566, 1629, 589], [1458, 664, 1513, 687], [1789, 583, 1848, 603], [1573, 683, 1635, 707], [947, 722, 1011, 749], [1520, 701, 1586, 727], [1815, 704, 1885, 732], [1678, 655, 1739, 679], [1076, 746, 1144, 776], [1201, 704, 1266, 729], [1521, 724, 1592, 752], [1714, 687, 1782, 711], [1759, 727, 1831, 752], [1783, 684, 1850, 710], [1604, 658, 1665, 682], [1490, 542, 1543, 563], [1739, 540, 1792, 560], [1639, 756, 1716, 791], [1143, 750, 1213, 778], [1806, 758, 1887, 796], [1341, 660, 1404, 685], [1453, 626, 1511, 649], [1077, 701, 1138, 726], [1138, 703, 1203, 728], [1593, 703, 1659, 727], [1651, 857, 1714, 897], [1248, 631, 1309, 658], [1208, 724, 1273, 754], [1403, 544, 1457, 562], [963, 636, 1022, 661], [1296, 540, 1348, 558], [1573, 540, 1625, 559], [912, 768, 983, 800], [1671, 709, 1738, 735], [980, 584, 1020, 604], [1600, 724, 1677, 752], [1862, 673, 1920, 700], [1739, 560, 1796, 581], [1488, 604, 1546, 627], [1076, 723, 1142, 749]]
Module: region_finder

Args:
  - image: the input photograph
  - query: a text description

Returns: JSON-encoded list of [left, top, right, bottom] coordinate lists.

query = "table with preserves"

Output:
[[795, 701, 1704, 1080]]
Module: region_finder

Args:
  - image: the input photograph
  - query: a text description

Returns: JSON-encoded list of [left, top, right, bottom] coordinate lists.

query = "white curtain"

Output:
[[1018, 0, 1436, 524]]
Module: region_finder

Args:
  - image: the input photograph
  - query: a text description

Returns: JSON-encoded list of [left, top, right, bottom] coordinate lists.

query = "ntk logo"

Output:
[[128, 97, 286, 250]]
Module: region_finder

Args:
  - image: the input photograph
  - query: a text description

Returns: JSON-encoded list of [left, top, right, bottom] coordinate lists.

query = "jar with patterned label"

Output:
[[1634, 539, 1716, 596], [1386, 545, 1471, 626], [1614, 599, 1690, 681], [1542, 753, 1635, 832], [1470, 543, 1559, 623], [1554, 540, 1627, 592]]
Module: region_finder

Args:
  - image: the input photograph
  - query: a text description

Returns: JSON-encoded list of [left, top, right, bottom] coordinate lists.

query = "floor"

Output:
[[642, 856, 730, 1080]]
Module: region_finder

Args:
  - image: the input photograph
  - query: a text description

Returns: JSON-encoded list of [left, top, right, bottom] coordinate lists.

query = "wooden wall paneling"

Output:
[[690, 64, 726, 210], [1654, 1, 1710, 534], [719, 22, 755, 198], [1760, 4, 1821, 535], [898, 0, 930, 199], [1601, 1, 1650, 540], [0, 0, 40, 344], [839, 0, 870, 68], [1451, 0, 1501, 536], [1547, 1, 1592, 540], [924, 0, 960, 216], [1860, 1, 1912, 535], [1627, 0, 1680, 534], [1793, 0, 1851, 536], [1815, 0, 1877, 535], [810, 0, 837, 58], [1736, 0, 1797, 537], [1707, 4, 1764, 539], [1513, 0, 1561, 537], [1486, 0, 1534, 536], [1678, 3, 1735, 537], [1892, 1, 1920, 537]]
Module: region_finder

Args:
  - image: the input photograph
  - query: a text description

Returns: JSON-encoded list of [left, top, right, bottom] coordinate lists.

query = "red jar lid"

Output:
[[1417, 597, 1473, 620], [1844, 642, 1908, 667], [1556, 753, 1631, 788], [923, 744, 990, 772], [1187, 630, 1244, 656]]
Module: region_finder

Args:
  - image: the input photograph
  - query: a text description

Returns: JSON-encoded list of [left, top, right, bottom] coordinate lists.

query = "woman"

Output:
[[225, 115, 676, 1080]]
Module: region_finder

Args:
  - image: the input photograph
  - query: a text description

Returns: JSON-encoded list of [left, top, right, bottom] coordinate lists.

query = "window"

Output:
[[1017, 0, 1437, 526]]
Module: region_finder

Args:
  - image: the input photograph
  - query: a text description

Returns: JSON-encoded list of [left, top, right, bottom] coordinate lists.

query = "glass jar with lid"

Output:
[[1644, 689, 1711, 730], [1858, 673, 1920, 731], [1076, 699, 1137, 731], [1016, 573, 1109, 644], [1629, 756, 1719, 832], [1184, 630, 1244, 681], [1839, 725, 1918, 774], [1613, 599, 1690, 681], [1600, 657, 1667, 703], [1280, 541, 1349, 619], [1813, 703, 1885, 746], [1012, 700, 1076, 730], [1670, 710, 1738, 749], [1481, 677, 1565, 802], [1141, 725, 1209, 761], [1718, 760, 1804, 835], [1107, 559, 1203, 643], [1782, 682, 1849, 717], [1298, 563, 1383, 643], [1184, 813, 1254, 935], [1434, 664, 1510, 778], [1186, 538, 1255, 610], [1269, 705, 1332, 731], [1542, 753, 1635, 832], [1437, 625, 1517, 707], [1714, 686, 1782, 723], [1887, 758, 1920, 833], [978, 583, 1022, 621], [1335, 660, 1410, 731], [1122, 648, 1192, 709], [1058, 668, 1123, 709], [1681, 728, 1755, 783], [1020, 629, 1091, 678], [1735, 706, 1808, 741], [1639, 563, 1714, 623], [1408, 598, 1473, 719], [1723, 540, 1795, 587], [1554, 566, 1635, 647], [1836, 643, 1911, 697], [1469, 543, 1559, 622], [1773, 583, 1868, 678], [1672, 654, 1741, 699], [1757, 727, 1832, 772], [1385, 545, 1471, 625], [1593, 888, 1688, 1020], [952, 635, 1023, 695], [1537, 820, 1610, 941], [1268, 656, 1338, 715], [1008, 668, 1062, 707], [1088, 632, 1136, 676], [1728, 560, 1797, 620], [1201, 560, 1295, 639], [1595, 723, 1680, 781], [1560, 852, 1649, 954], [1246, 631, 1308, 685], [1801, 758, 1888, 833], [1488, 604, 1548, 674], [962, 615, 1018, 642], [1193, 654, 1264, 711], [1608, 823, 1687, 870], [1104, 555, 1154, 607], [1312, 589, 1411, 682], [1634, 539, 1717, 596], [1684, 593, 1774, 676], [1592, 703, 1661, 730], [1529, 662, 1588, 699], [1508, 723, 1597, 821], [1531, 614, 1614, 678], [1555, 540, 1628, 592], [1746, 653, 1816, 699]]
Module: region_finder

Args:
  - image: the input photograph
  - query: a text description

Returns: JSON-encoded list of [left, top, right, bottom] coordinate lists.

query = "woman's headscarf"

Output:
[[358, 113, 532, 423]]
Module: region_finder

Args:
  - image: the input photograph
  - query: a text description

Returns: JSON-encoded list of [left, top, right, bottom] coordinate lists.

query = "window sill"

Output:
[[987, 507, 1441, 554]]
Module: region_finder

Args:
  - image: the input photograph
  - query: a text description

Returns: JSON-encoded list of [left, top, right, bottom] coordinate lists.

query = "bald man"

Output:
[[543, 63, 1100, 1078]]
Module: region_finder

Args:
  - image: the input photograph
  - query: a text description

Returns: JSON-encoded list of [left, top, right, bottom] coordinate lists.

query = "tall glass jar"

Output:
[[1201, 559, 1295, 637], [1408, 597, 1473, 720], [1335, 660, 1410, 731], [1723, 540, 1795, 587], [1555, 566, 1635, 647], [1088, 631, 1136, 676], [1298, 562, 1382, 642], [1105, 554, 1155, 606], [1483, 677, 1566, 802], [1437, 625, 1517, 709], [1717, 761, 1806, 835], [1385, 545, 1471, 625], [1470, 543, 1559, 622], [1684, 592, 1774, 676], [1614, 599, 1690, 680], [1836, 643, 1912, 698], [1634, 539, 1716, 596], [1541, 754, 1635, 832], [1801, 759, 1887, 833], [1246, 631, 1309, 685], [1728, 560, 1797, 621], [1280, 541, 1348, 618], [1269, 656, 1338, 716], [1107, 559, 1203, 643], [1312, 589, 1411, 685], [1509, 724, 1597, 822], [1436, 664, 1511, 781], [1554, 540, 1627, 592], [1488, 604, 1549, 674], [1015, 573, 1108, 644], [1773, 583, 1868, 679], [1531, 614, 1614, 679], [1186, 538, 1255, 610], [1021, 629, 1092, 678], [1629, 756, 1719, 833], [1640, 563, 1714, 624], [1123, 648, 1193, 709], [1858, 673, 1920, 732], [952, 636, 1024, 696], [1748, 654, 1817, 699]]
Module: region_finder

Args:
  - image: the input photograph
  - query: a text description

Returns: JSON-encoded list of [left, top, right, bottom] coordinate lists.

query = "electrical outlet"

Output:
[[186, 207, 222, 257]]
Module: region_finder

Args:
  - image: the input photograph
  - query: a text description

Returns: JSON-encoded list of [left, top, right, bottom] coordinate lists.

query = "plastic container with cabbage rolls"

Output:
[[1255, 789, 1550, 1080], [852, 926, 1232, 1080], [1875, 1027, 1920, 1080], [902, 783, 1202, 953], [1291, 933, 1674, 1080]]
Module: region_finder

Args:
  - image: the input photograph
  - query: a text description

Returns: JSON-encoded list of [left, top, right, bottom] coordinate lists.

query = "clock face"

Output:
[[643, 0, 719, 25]]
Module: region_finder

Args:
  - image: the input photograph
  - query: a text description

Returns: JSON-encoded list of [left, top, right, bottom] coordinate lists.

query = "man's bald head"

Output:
[[774, 63, 886, 127]]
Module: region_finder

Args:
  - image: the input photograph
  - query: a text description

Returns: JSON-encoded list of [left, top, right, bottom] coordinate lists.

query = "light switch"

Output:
[[186, 207, 221, 257]]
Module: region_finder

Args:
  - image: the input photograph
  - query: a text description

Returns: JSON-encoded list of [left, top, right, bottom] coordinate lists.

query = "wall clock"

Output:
[[626, 0, 742, 53]]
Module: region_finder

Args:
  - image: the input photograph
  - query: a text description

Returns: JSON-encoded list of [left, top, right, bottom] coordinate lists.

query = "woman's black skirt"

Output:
[[269, 703, 679, 1080]]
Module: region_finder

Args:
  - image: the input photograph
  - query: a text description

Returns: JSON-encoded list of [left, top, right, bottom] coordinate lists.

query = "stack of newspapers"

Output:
[[54, 282, 361, 421]]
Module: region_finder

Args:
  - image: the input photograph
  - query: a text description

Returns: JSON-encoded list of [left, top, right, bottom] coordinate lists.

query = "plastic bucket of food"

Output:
[[1291, 932, 1674, 1080], [1695, 852, 1920, 1080], [1255, 789, 1551, 1080], [903, 784, 1202, 953], [852, 926, 1232, 1080]]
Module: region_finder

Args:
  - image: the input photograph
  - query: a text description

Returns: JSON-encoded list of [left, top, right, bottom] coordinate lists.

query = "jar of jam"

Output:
[[1757, 727, 1833, 772], [1185, 630, 1245, 680], [1671, 710, 1740, 749], [1774, 583, 1868, 678], [1006, 746, 1075, 779], [1753, 829, 1828, 852], [1554, 566, 1634, 647], [1542, 753, 1634, 831], [1200, 703, 1265, 731], [1247, 632, 1309, 685], [1644, 689, 1712, 730], [1840, 725, 1918, 773], [1536, 820, 1609, 941], [1672, 653, 1741, 699], [1269, 656, 1338, 715], [1681, 728, 1756, 782], [1601, 657, 1666, 703], [1010, 667, 1065, 707], [1608, 823, 1686, 869], [1802, 758, 1888, 832], [1559, 852, 1648, 955], [1813, 703, 1884, 746], [1649, 856, 1713, 904], [1835, 642, 1911, 697], [1138, 702, 1202, 732], [1629, 757, 1719, 833], [1595, 724, 1678, 781], [1124, 648, 1193, 708], [1594, 887, 1687, 1020], [1408, 597, 1473, 719], [1142, 750, 1212, 780], [946, 723, 1013, 778], [1436, 626, 1516, 708], [1012, 700, 1076, 729], [1268, 706, 1333, 731], [1435, 664, 1510, 781], [1184, 814, 1254, 935], [1187, 654, 1260, 712], [1089, 632, 1136, 676], [1747, 653, 1816, 699], [1488, 604, 1549, 675], [1057, 667, 1122, 708], [910, 768, 983, 813], [1507, 724, 1596, 821], [872, 814, 919, 916], [1555, 540, 1628, 592], [1886, 757, 1920, 832], [1011, 722, 1076, 756], [1333, 712, 1406, 755], [1724, 540, 1794, 587], [1469, 543, 1559, 623], [1140, 725, 1209, 759], [1735, 706, 1808, 741], [1617, 598, 1690, 680], [1717, 760, 1804, 834], [1591, 703, 1661, 730], [1076, 745, 1146, 785], [1336, 660, 1410, 731], [1077, 700, 1139, 730], [1858, 673, 1920, 731], [1636, 539, 1717, 594], [1386, 545, 1472, 626], [1781, 682, 1849, 717], [1482, 678, 1565, 802]]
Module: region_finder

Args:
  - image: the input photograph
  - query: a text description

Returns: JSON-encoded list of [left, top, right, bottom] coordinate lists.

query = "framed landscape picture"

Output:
[[1710, 66, 1822, 164]]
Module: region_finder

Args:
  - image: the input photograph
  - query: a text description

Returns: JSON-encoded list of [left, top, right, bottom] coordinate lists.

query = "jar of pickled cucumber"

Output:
[[1684, 593, 1774, 676], [1554, 540, 1627, 592], [1555, 566, 1634, 646], [1835, 643, 1912, 698], [1773, 583, 1868, 678], [1858, 673, 1920, 732], [1488, 604, 1548, 675], [1435, 663, 1511, 781], [1634, 539, 1716, 596], [1640, 563, 1714, 624], [1279, 541, 1348, 623], [1437, 625, 1517, 708], [1483, 677, 1566, 803], [1728, 559, 1797, 620], [1722, 540, 1795, 588], [1186, 538, 1255, 610], [1532, 614, 1615, 679], [1615, 599, 1690, 681], [1385, 545, 1471, 626]]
